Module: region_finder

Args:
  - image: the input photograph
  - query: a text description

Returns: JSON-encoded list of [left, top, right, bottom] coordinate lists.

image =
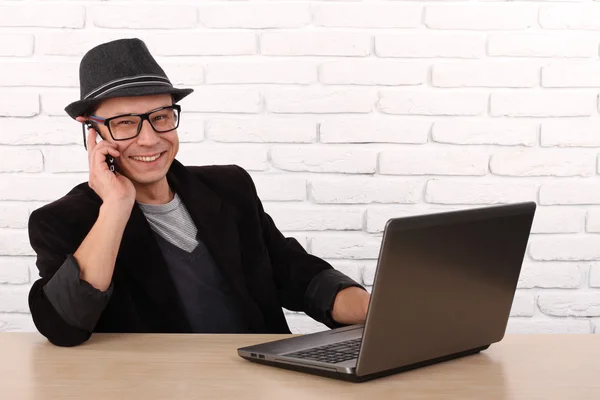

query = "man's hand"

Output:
[[331, 287, 370, 325]]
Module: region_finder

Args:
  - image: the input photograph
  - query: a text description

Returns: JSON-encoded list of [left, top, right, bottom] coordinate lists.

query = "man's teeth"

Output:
[[133, 153, 161, 162]]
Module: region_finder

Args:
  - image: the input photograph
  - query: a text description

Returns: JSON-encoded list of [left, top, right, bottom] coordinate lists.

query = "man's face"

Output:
[[91, 94, 179, 187]]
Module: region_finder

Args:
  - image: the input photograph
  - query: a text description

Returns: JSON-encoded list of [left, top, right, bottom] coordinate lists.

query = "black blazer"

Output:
[[28, 160, 361, 347]]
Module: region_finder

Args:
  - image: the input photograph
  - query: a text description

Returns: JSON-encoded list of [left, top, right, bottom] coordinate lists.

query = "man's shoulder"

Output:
[[29, 181, 100, 227], [185, 164, 256, 198]]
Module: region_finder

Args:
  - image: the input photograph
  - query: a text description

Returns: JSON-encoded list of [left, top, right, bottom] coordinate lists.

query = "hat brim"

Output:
[[64, 85, 194, 119]]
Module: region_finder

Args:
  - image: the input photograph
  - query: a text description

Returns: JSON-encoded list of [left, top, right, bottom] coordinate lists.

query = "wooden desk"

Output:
[[0, 333, 598, 399]]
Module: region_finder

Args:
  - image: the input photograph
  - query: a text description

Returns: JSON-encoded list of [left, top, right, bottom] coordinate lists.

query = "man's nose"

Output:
[[136, 119, 160, 145]]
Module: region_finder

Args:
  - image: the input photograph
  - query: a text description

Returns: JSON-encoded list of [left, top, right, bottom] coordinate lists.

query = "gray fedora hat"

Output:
[[64, 38, 193, 119]]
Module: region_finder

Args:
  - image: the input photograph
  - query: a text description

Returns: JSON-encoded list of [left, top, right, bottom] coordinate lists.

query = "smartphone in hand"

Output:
[[106, 155, 115, 173]]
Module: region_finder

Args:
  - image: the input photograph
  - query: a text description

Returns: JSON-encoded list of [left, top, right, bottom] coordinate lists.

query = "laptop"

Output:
[[238, 202, 536, 382]]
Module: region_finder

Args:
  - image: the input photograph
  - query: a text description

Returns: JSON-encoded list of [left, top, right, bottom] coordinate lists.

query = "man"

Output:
[[28, 38, 370, 347]]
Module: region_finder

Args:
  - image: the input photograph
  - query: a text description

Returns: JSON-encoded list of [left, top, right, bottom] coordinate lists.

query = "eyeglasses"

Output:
[[82, 104, 181, 149]]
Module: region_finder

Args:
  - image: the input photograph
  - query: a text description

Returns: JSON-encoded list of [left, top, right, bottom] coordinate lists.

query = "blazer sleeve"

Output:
[[28, 208, 111, 347], [235, 166, 366, 329]]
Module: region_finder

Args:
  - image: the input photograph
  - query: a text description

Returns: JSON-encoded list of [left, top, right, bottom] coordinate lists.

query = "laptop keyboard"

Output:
[[285, 338, 361, 364]]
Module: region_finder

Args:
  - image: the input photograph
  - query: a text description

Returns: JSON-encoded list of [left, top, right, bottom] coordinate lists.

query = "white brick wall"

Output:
[[2, 1, 599, 336]]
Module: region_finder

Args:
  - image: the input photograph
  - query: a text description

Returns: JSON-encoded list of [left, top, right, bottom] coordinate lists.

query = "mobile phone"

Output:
[[106, 155, 115, 173]]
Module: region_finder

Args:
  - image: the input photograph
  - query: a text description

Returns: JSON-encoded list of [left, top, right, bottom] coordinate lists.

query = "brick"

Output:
[[271, 146, 377, 174], [490, 150, 595, 177], [379, 91, 487, 116], [0, 314, 35, 332], [320, 117, 429, 144], [540, 182, 600, 205], [310, 177, 421, 204], [540, 5, 600, 30], [591, 265, 600, 287], [539, 293, 600, 317], [35, 31, 126, 56], [0, 203, 30, 229], [0, 4, 84, 28], [586, 210, 600, 233], [207, 117, 315, 143], [284, 313, 328, 334], [531, 207, 585, 234], [518, 262, 583, 289], [161, 63, 204, 86], [365, 205, 461, 233], [176, 114, 205, 143], [376, 33, 485, 59], [320, 60, 427, 86], [266, 88, 375, 114], [541, 120, 600, 148], [311, 235, 382, 260], [506, 318, 591, 334], [0, 62, 78, 87], [510, 292, 535, 317], [0, 174, 87, 201], [206, 60, 317, 84], [491, 92, 596, 117], [147, 32, 257, 56], [261, 31, 370, 57], [432, 120, 537, 146], [426, 180, 538, 205], [0, 90, 39, 117], [0, 34, 33, 56], [263, 205, 363, 231], [198, 3, 309, 28], [184, 88, 261, 113], [176, 144, 268, 171], [361, 261, 381, 286], [249, 174, 306, 201], [0, 117, 80, 145], [529, 236, 600, 261], [433, 62, 539, 88], [426, 4, 537, 30], [0, 229, 33, 256], [0, 285, 29, 312], [0, 148, 43, 173], [0, 256, 31, 284], [543, 63, 600, 88], [42, 146, 88, 173], [313, 3, 421, 28], [40, 90, 79, 117], [488, 33, 597, 58], [380, 149, 488, 176], [91, 4, 197, 29]]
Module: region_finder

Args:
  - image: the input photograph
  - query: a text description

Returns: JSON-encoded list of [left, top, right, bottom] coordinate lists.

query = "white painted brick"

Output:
[[361, 261, 381, 286], [0, 90, 39, 117], [0, 203, 29, 229], [320, 60, 427, 86], [271, 146, 377, 174], [198, 3, 310, 28], [491, 92, 596, 117], [529, 236, 600, 261], [327, 260, 369, 285], [313, 3, 421, 28], [42, 146, 87, 173], [147, 32, 257, 56], [0, 174, 86, 201], [284, 313, 328, 334], [591, 265, 600, 287], [541, 120, 600, 148], [426, 5, 537, 30], [319, 117, 429, 144], [266, 88, 375, 114], [365, 205, 461, 233], [432, 120, 537, 146], [490, 150, 595, 177], [376, 33, 485, 59], [207, 118, 315, 143], [35, 31, 127, 56], [0, 314, 35, 333], [176, 144, 268, 171], [0, 256, 30, 284], [0, 62, 78, 87], [40, 90, 79, 117], [540, 182, 600, 205], [379, 91, 487, 116], [261, 31, 370, 57], [263, 205, 363, 231], [426, 180, 538, 205], [539, 293, 600, 317], [380, 149, 488, 176], [586, 210, 600, 233], [488, 33, 597, 58], [176, 114, 205, 143], [184, 88, 261, 113], [0, 229, 33, 256], [311, 235, 382, 260], [518, 262, 583, 289], [531, 207, 585, 234], [433, 62, 539, 88], [0, 117, 80, 145], [0, 148, 43, 173], [91, 5, 197, 29], [510, 292, 535, 317], [206, 60, 316, 84], [249, 174, 306, 201], [310, 177, 422, 204], [540, 5, 600, 30], [0, 4, 84, 28], [543, 63, 600, 88], [506, 318, 591, 334], [0, 34, 33, 56], [160, 63, 204, 86], [0, 285, 29, 313]]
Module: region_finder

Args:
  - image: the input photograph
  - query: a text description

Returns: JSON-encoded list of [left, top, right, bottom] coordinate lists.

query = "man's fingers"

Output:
[[86, 126, 97, 156]]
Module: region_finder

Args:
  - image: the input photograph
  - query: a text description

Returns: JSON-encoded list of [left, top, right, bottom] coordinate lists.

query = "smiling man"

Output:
[[27, 38, 370, 347]]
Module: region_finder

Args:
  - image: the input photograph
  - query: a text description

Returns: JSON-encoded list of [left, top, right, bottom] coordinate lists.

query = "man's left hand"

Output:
[[331, 287, 370, 325]]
